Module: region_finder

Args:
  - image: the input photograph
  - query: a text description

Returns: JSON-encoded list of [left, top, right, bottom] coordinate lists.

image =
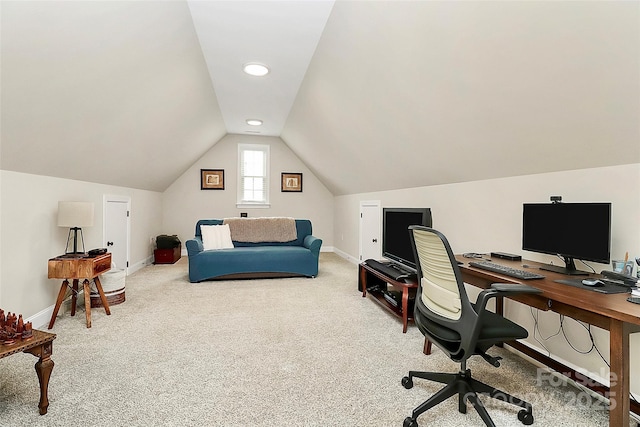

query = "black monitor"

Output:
[[382, 207, 432, 272], [522, 202, 611, 275]]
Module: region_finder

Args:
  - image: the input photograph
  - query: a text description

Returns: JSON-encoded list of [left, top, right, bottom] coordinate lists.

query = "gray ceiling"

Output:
[[2, 1, 639, 195]]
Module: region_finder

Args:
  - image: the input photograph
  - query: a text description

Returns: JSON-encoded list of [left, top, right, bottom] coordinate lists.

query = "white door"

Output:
[[104, 196, 130, 273], [359, 200, 381, 262]]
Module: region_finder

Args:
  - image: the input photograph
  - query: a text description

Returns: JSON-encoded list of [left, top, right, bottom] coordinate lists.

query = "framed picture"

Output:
[[281, 172, 303, 192], [201, 169, 224, 190]]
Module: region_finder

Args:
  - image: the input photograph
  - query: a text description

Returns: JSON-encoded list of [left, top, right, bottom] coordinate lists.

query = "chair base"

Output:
[[402, 368, 534, 427]]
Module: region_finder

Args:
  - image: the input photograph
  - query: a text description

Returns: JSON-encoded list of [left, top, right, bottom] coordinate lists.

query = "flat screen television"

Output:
[[522, 202, 611, 275], [382, 207, 432, 272]]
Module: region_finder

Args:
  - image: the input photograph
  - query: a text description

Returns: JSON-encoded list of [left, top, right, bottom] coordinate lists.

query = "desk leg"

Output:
[[26, 341, 54, 415], [83, 279, 92, 328], [48, 280, 68, 329], [93, 276, 111, 315], [609, 319, 630, 427]]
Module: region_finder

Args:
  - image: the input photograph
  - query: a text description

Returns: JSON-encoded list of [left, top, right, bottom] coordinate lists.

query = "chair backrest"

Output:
[[411, 227, 463, 320], [409, 226, 477, 360]]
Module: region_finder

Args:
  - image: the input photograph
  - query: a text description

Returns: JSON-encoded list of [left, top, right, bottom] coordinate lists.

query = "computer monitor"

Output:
[[522, 202, 611, 275], [382, 208, 432, 272]]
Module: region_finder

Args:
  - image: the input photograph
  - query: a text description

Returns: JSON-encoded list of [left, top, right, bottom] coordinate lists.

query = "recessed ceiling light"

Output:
[[243, 63, 270, 77], [246, 119, 263, 126]]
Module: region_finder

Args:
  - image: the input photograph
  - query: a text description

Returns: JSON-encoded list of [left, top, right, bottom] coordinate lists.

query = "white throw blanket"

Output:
[[223, 217, 297, 243]]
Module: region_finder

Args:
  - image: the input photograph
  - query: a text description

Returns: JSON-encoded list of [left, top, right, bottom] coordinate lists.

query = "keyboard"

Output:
[[365, 259, 414, 281], [468, 260, 546, 280]]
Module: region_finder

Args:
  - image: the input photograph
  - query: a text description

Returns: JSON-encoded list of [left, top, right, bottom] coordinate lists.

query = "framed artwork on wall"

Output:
[[201, 169, 225, 190], [281, 172, 302, 192]]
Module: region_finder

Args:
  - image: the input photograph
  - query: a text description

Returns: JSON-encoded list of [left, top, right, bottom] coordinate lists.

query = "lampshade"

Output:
[[57, 202, 94, 227]]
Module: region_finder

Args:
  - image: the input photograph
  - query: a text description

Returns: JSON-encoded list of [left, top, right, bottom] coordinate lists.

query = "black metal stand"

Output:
[[64, 227, 86, 254]]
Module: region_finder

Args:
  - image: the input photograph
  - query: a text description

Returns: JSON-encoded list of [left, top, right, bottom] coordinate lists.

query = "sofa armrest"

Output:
[[303, 235, 322, 256], [186, 238, 204, 256]]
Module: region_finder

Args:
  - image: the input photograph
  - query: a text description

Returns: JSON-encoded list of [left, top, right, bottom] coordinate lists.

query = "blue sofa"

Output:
[[185, 219, 322, 282]]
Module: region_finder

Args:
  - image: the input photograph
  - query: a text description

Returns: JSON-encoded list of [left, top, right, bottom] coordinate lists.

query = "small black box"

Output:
[[490, 252, 522, 261]]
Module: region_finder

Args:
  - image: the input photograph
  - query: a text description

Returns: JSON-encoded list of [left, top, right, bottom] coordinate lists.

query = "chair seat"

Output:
[[415, 304, 528, 348]]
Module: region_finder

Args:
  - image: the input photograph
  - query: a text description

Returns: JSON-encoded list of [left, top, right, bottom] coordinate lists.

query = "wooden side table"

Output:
[[0, 330, 56, 414], [47, 253, 112, 328]]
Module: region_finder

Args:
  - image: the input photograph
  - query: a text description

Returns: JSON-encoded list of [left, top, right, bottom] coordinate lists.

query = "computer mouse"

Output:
[[582, 279, 605, 287]]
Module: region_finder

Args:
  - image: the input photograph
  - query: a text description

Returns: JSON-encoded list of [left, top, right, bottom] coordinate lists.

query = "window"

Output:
[[237, 143, 270, 208]]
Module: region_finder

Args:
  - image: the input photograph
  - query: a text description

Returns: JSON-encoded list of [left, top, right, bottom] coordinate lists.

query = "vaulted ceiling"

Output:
[[2, 1, 639, 195]]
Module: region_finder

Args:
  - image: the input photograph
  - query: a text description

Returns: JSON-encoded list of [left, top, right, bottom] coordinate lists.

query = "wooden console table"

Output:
[[0, 330, 56, 414], [48, 253, 112, 329], [358, 262, 418, 333]]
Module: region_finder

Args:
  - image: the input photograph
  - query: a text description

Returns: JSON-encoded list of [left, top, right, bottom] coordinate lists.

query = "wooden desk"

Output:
[[48, 253, 112, 329], [454, 256, 640, 427], [359, 262, 418, 333], [0, 330, 56, 414]]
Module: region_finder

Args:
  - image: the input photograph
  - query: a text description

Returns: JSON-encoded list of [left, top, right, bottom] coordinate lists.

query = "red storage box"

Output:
[[154, 246, 181, 264]]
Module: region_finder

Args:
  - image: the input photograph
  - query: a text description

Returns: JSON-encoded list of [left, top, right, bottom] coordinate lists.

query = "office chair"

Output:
[[402, 226, 542, 427]]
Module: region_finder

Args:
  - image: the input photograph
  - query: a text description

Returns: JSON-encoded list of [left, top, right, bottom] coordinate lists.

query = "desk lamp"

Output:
[[57, 201, 94, 255]]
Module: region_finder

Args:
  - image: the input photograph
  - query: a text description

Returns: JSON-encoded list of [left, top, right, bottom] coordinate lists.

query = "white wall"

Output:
[[162, 134, 334, 248], [0, 170, 163, 323], [333, 163, 640, 395]]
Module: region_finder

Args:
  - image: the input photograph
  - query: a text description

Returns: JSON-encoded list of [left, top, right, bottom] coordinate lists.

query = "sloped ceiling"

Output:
[[282, 1, 640, 195], [2, 1, 639, 195], [188, 1, 334, 136], [1, 1, 226, 192]]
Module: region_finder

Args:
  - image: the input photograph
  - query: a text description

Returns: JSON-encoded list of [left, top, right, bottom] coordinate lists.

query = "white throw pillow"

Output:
[[201, 224, 234, 250]]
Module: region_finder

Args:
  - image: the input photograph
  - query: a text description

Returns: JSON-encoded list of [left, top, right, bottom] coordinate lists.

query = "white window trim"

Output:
[[237, 143, 270, 208]]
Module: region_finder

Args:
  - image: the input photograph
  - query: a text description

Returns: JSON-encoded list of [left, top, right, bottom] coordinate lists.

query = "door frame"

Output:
[[103, 194, 131, 275]]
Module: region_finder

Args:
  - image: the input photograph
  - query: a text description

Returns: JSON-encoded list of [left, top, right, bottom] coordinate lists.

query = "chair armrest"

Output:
[[303, 235, 323, 255], [186, 238, 203, 256], [475, 283, 542, 313]]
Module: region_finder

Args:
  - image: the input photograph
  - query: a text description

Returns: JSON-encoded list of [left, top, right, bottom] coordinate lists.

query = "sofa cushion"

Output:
[[201, 224, 234, 250]]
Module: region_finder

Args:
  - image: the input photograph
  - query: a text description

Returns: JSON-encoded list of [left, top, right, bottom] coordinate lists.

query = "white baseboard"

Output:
[[332, 247, 359, 264], [27, 292, 87, 329], [26, 305, 55, 330], [129, 256, 153, 274]]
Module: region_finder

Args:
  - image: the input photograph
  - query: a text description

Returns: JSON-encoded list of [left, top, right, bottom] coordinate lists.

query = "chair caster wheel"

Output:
[[403, 417, 418, 427], [518, 409, 534, 425], [402, 376, 413, 389]]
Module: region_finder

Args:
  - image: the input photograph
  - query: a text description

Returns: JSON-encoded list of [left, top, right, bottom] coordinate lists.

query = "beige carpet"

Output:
[[0, 253, 628, 426]]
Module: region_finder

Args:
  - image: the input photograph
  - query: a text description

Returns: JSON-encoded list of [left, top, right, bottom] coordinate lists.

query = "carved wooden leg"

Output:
[[48, 280, 68, 329], [83, 279, 92, 328], [70, 279, 79, 317], [93, 276, 111, 315], [27, 341, 54, 415], [35, 356, 54, 414]]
